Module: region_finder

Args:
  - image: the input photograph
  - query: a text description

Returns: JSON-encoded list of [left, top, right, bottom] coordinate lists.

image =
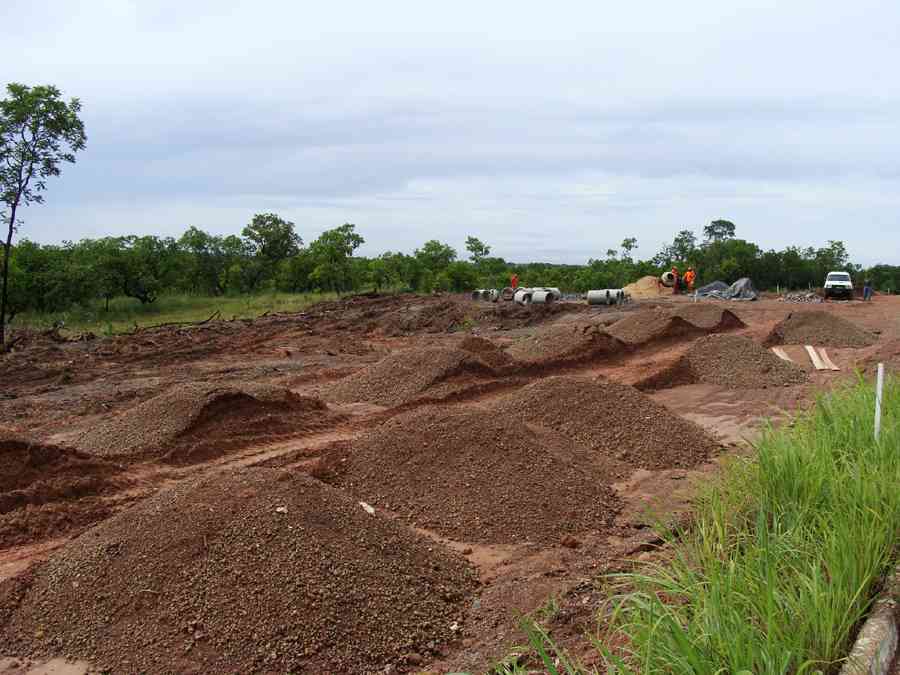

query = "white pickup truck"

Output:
[[823, 271, 854, 300]]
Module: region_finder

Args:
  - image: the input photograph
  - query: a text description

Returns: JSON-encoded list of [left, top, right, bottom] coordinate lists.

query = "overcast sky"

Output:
[[3, 0, 899, 264]]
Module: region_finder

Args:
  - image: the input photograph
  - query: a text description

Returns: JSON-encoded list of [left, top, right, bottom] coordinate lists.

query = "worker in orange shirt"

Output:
[[510, 273, 519, 289], [684, 267, 696, 292], [671, 267, 680, 295]]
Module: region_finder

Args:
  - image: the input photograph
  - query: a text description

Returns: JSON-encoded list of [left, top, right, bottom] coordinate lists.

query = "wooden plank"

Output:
[[771, 347, 793, 363], [818, 347, 840, 371], [805, 345, 827, 371]]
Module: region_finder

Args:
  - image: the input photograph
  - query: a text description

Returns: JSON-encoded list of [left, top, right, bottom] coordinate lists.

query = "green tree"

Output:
[[308, 223, 365, 293], [703, 219, 736, 243], [0, 83, 86, 345], [465, 236, 491, 264], [415, 240, 456, 272], [241, 213, 301, 291]]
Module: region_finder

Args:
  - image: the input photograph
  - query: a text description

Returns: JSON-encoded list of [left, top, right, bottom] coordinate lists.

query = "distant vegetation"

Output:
[[6, 217, 899, 333]]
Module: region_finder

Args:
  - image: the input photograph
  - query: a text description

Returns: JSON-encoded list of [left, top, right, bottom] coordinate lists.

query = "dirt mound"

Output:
[[672, 304, 746, 330], [325, 346, 496, 407], [623, 275, 665, 298], [607, 307, 744, 345], [0, 438, 125, 548], [488, 377, 719, 470], [640, 334, 808, 390], [378, 299, 471, 335], [73, 383, 335, 462], [861, 338, 900, 375], [506, 322, 626, 365], [766, 311, 877, 348], [457, 335, 515, 368], [0, 469, 478, 673], [333, 406, 620, 544]]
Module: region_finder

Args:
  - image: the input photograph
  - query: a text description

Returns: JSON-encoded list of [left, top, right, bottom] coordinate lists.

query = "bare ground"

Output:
[[0, 291, 897, 673]]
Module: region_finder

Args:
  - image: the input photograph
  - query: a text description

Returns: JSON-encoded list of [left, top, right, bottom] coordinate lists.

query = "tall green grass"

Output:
[[12, 292, 338, 335], [598, 376, 900, 674], [503, 377, 899, 675]]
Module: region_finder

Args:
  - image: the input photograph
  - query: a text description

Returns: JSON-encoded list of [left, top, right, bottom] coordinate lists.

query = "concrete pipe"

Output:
[[488, 289, 500, 302], [660, 271, 675, 288], [514, 289, 533, 306], [500, 287, 516, 301], [471, 290, 483, 301], [587, 289, 613, 305], [481, 289, 494, 300], [531, 290, 556, 305]]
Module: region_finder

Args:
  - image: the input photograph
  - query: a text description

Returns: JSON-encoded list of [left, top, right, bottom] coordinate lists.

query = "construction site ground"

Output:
[[1, 292, 898, 674]]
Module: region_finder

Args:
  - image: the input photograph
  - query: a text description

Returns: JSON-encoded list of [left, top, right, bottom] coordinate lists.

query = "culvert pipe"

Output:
[[488, 289, 500, 302], [514, 289, 533, 305], [531, 290, 556, 305], [471, 290, 483, 301], [587, 289, 625, 305]]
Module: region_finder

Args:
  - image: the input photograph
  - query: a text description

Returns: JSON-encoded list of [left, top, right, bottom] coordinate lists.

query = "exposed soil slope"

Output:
[[488, 377, 720, 469], [639, 334, 808, 390], [505, 323, 626, 365], [608, 308, 744, 345], [766, 311, 877, 348], [334, 406, 621, 544], [0, 438, 126, 548], [0, 469, 478, 674], [325, 346, 496, 407], [73, 383, 333, 462]]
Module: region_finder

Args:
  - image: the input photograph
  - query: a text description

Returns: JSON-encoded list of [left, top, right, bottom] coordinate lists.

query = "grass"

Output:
[[11, 292, 339, 335], [511, 376, 900, 674]]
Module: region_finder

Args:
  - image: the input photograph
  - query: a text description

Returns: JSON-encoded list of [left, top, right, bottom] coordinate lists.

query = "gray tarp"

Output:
[[696, 277, 758, 301]]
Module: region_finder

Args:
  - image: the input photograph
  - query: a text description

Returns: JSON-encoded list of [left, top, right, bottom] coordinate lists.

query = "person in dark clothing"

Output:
[[864, 279, 873, 301]]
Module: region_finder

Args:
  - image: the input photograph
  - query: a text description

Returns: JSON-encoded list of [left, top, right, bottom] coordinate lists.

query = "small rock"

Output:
[[560, 535, 580, 549], [275, 506, 288, 514]]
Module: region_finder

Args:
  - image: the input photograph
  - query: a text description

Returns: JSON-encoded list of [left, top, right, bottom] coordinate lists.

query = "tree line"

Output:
[[6, 216, 899, 321]]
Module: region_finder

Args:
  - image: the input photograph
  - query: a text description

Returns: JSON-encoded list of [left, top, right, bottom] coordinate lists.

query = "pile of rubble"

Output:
[[781, 292, 823, 304]]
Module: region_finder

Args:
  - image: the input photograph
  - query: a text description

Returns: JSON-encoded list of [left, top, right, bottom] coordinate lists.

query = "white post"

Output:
[[874, 363, 885, 440]]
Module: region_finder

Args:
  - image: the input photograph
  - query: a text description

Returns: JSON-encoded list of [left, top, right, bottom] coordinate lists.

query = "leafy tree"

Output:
[[465, 236, 491, 264], [703, 219, 736, 243], [0, 83, 86, 345], [620, 237, 638, 259], [242, 213, 301, 264], [178, 226, 229, 295], [308, 223, 365, 293], [415, 240, 456, 272]]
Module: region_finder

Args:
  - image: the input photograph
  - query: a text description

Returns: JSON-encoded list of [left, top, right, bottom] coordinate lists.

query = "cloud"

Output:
[[2, 0, 899, 265]]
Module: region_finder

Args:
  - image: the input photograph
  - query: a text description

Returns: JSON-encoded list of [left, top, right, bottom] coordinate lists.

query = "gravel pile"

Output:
[[73, 383, 332, 461], [457, 336, 514, 368], [488, 376, 719, 470], [334, 406, 621, 544], [608, 307, 744, 345], [0, 438, 125, 548], [325, 346, 495, 407], [623, 275, 666, 299], [0, 468, 478, 674], [766, 311, 877, 348], [506, 322, 625, 364], [641, 334, 808, 390], [781, 292, 824, 304]]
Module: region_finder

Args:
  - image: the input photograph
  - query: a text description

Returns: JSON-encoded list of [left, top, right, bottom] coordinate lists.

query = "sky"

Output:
[[3, 0, 899, 265]]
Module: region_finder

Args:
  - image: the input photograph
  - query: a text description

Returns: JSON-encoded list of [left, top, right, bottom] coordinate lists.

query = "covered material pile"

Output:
[[639, 334, 808, 390], [334, 406, 621, 544], [766, 311, 877, 348], [326, 346, 496, 406], [73, 382, 331, 462], [0, 469, 478, 673], [696, 278, 759, 301], [489, 376, 720, 469]]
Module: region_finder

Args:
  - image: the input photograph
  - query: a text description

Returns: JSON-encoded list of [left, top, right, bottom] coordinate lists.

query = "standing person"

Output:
[[864, 278, 873, 301], [671, 267, 680, 295], [510, 273, 519, 290], [684, 267, 696, 292]]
